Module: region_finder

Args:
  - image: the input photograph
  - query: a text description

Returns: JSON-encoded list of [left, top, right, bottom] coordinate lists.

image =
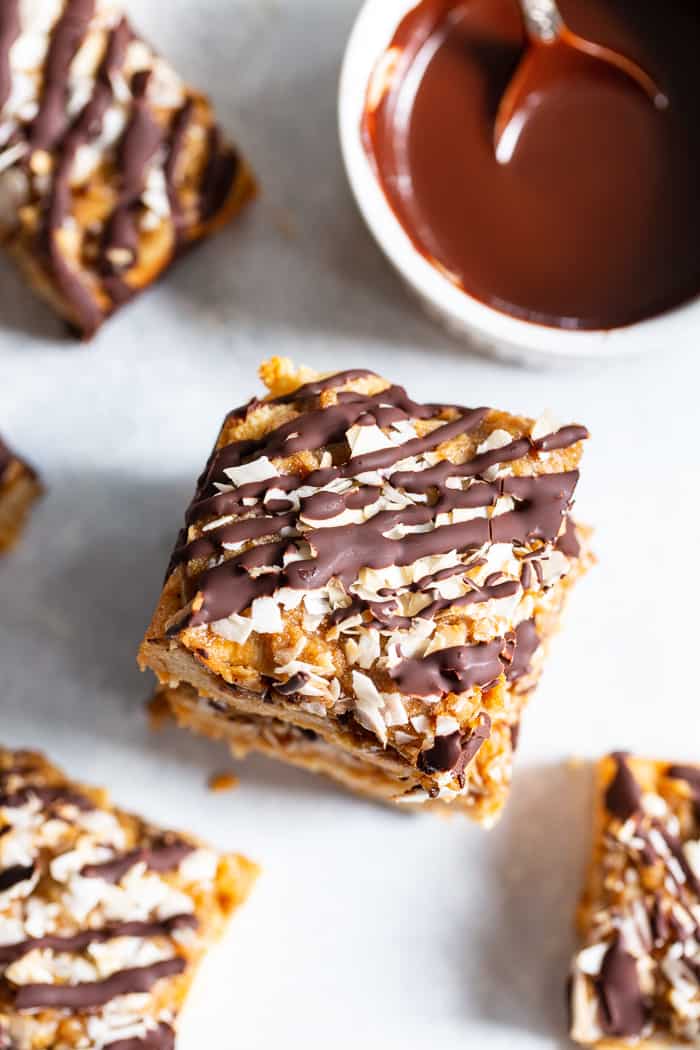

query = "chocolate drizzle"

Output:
[[390, 640, 506, 698], [172, 372, 586, 655], [0, 864, 34, 893], [272, 369, 376, 404], [38, 15, 131, 335], [80, 841, 194, 883], [605, 753, 642, 822], [29, 0, 96, 152], [417, 715, 492, 780], [657, 825, 700, 898], [204, 389, 479, 475], [100, 69, 162, 281], [0, 785, 93, 812], [505, 619, 540, 682], [164, 99, 194, 235], [532, 425, 590, 453], [199, 125, 239, 222], [596, 935, 647, 1038], [105, 1024, 176, 1050], [0, 914, 197, 966], [12, 956, 186, 1009]]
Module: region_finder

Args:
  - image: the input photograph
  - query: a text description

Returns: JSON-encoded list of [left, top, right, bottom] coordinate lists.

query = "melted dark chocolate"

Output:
[[365, 0, 700, 330]]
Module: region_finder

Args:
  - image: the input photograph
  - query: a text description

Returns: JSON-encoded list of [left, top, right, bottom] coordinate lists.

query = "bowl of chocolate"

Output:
[[339, 0, 700, 364]]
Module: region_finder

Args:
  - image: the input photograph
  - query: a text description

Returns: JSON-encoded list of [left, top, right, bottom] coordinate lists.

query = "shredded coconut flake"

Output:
[[223, 456, 278, 487], [250, 597, 283, 634]]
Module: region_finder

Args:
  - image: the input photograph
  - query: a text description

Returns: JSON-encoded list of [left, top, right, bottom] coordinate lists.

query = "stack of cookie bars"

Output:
[[140, 358, 593, 825]]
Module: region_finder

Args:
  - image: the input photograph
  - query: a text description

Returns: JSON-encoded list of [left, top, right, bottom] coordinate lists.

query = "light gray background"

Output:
[[1, 2, 698, 1047]]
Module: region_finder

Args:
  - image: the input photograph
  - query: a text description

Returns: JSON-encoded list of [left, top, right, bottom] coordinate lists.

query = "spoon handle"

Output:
[[517, 0, 564, 43]]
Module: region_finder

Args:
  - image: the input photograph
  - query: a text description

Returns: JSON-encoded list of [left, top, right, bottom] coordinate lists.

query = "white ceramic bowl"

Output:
[[338, 0, 700, 365]]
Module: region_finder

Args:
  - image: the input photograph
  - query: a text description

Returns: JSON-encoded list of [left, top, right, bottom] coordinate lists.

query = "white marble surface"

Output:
[[1, 1, 699, 1047]]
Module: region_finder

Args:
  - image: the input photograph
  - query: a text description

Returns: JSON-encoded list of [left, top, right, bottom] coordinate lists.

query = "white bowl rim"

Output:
[[338, 0, 700, 359]]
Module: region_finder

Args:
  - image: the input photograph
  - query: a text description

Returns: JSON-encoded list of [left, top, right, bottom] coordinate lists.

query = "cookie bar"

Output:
[[0, 746, 258, 1049], [569, 753, 700, 1047], [139, 357, 591, 823], [152, 680, 523, 823], [0, 436, 42, 552], [0, 0, 255, 338]]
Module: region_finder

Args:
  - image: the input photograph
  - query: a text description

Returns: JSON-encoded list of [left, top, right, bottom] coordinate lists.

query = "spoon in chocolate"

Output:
[[494, 0, 668, 164]]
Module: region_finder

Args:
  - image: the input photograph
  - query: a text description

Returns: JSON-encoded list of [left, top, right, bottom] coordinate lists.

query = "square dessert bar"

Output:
[[140, 357, 592, 824], [569, 753, 700, 1047], [0, 436, 42, 552], [0, 0, 255, 338], [0, 746, 258, 1050]]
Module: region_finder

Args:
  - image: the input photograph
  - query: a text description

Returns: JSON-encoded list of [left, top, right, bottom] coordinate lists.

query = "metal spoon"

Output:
[[494, 0, 668, 164]]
